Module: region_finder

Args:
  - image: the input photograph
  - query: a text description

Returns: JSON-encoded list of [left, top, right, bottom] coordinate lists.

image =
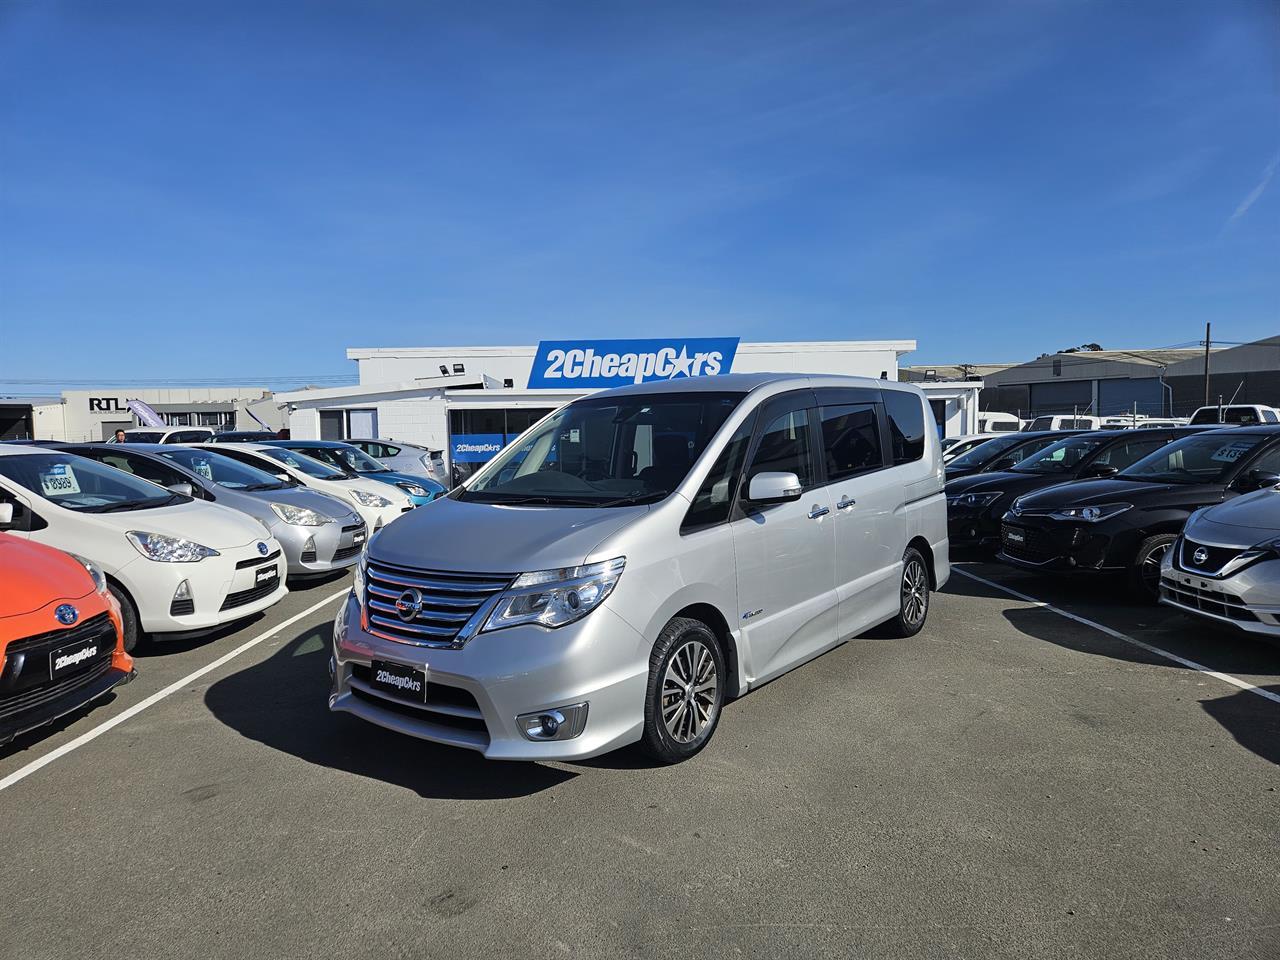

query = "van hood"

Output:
[[1190, 488, 1280, 545], [368, 495, 649, 573]]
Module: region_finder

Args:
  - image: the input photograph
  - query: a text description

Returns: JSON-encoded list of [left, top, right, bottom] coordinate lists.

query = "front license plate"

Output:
[[256, 565, 279, 587], [50, 638, 103, 678], [352, 530, 366, 547], [369, 658, 427, 702], [1006, 529, 1025, 543]]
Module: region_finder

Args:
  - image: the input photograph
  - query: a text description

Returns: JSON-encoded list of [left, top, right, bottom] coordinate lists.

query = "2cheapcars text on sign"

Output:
[[527, 338, 740, 389]]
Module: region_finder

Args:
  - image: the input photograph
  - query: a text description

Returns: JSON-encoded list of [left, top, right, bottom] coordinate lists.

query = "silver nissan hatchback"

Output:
[[330, 373, 949, 763]]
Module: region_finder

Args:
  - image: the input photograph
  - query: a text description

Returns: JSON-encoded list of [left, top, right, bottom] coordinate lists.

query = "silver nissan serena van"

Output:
[[330, 373, 949, 763]]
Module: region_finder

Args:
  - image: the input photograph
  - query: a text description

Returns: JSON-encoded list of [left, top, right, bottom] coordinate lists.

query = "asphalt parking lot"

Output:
[[2, 564, 1277, 960]]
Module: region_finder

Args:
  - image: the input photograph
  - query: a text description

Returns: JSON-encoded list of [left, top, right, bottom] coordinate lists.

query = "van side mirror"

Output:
[[167, 483, 194, 497], [0, 502, 12, 527], [747, 472, 802, 505], [1087, 464, 1118, 478]]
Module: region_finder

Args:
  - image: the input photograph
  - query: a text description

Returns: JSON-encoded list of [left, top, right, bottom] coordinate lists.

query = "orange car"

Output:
[[1, 532, 135, 745]]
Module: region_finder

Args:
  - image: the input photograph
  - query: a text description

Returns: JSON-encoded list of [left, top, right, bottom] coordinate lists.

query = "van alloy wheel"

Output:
[[902, 558, 928, 628], [661, 639, 719, 744]]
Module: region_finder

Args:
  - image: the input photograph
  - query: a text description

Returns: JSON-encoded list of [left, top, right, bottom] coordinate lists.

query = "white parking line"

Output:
[[0, 587, 350, 794], [953, 567, 1280, 706]]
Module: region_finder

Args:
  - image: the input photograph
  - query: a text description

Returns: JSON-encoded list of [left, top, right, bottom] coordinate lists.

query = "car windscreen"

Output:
[[293, 444, 388, 474], [0, 453, 184, 512], [460, 392, 744, 506], [946, 432, 1030, 469], [160, 448, 289, 490], [1119, 434, 1268, 485], [125, 431, 166, 443], [1011, 436, 1108, 474], [260, 447, 349, 479]]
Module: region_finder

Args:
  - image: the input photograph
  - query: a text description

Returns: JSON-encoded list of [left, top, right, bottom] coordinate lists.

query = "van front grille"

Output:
[[364, 558, 513, 647]]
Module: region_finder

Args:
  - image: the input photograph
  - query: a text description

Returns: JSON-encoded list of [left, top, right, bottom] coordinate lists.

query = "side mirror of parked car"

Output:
[[746, 472, 803, 505], [166, 483, 194, 497], [0, 502, 12, 527], [1087, 464, 1118, 478], [1240, 469, 1280, 492]]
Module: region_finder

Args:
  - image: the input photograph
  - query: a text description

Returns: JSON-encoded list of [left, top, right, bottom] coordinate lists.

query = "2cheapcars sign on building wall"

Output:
[[527, 338, 740, 389]]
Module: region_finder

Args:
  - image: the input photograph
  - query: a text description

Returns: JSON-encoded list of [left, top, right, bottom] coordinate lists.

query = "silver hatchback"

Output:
[[1161, 486, 1280, 637], [330, 374, 949, 763]]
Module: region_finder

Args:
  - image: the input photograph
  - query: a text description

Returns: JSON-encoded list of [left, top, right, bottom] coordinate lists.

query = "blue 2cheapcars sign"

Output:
[[527, 338, 740, 389]]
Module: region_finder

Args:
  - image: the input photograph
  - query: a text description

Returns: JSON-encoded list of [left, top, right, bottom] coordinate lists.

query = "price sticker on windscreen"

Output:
[[39, 463, 82, 497], [1211, 441, 1254, 464], [191, 458, 214, 480]]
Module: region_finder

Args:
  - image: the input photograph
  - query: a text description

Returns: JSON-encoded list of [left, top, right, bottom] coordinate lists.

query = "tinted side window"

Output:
[[820, 404, 882, 481], [883, 391, 925, 465], [749, 409, 815, 490], [383, 444, 401, 457], [1246, 445, 1280, 476], [682, 415, 755, 533], [1264, 410, 1278, 424]]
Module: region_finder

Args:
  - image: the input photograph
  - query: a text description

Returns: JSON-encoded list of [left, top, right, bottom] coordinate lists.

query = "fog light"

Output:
[[170, 580, 194, 617], [518, 702, 589, 742], [301, 535, 317, 563]]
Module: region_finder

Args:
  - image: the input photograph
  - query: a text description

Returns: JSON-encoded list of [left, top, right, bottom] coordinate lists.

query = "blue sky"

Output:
[[1, 0, 1276, 391]]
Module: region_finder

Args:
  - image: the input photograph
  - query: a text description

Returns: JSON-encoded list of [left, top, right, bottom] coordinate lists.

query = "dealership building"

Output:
[[277, 338, 983, 480]]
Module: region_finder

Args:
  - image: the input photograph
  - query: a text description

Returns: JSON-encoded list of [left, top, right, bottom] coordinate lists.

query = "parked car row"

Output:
[[0, 432, 453, 746], [945, 425, 1280, 636]]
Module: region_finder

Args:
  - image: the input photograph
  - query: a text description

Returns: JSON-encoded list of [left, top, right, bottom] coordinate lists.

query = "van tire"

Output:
[[883, 547, 931, 639], [639, 617, 726, 764], [108, 582, 141, 654], [1131, 534, 1177, 602]]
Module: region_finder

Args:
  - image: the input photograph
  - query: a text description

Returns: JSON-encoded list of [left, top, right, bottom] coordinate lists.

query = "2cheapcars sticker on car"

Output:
[[527, 337, 740, 389]]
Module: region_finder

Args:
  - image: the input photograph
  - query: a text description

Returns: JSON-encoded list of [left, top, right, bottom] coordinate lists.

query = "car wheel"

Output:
[[883, 546, 931, 638], [1131, 534, 1177, 601], [639, 617, 726, 764], [108, 582, 141, 654]]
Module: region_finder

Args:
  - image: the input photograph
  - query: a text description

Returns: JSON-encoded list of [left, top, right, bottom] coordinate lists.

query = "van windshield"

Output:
[[460, 392, 744, 506], [0, 453, 186, 512]]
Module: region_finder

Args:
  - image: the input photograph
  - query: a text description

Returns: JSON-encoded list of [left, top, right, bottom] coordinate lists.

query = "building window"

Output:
[[448, 407, 556, 483]]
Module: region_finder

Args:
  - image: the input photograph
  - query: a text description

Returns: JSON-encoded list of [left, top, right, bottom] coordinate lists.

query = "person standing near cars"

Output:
[[113, 429, 127, 444]]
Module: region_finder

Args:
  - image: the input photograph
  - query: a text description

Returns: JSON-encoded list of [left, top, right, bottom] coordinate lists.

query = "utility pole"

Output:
[[1202, 322, 1212, 408]]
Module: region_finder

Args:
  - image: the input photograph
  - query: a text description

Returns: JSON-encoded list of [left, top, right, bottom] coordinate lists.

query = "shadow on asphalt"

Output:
[[1201, 685, 1280, 767], [203, 624, 576, 799]]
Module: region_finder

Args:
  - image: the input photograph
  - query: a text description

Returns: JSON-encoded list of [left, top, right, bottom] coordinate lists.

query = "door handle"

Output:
[[807, 504, 829, 520], [837, 496, 856, 510]]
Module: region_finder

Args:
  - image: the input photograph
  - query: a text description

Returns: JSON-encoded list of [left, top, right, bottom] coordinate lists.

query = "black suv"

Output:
[[997, 426, 1280, 598], [944, 430, 1083, 480], [945, 427, 1208, 552]]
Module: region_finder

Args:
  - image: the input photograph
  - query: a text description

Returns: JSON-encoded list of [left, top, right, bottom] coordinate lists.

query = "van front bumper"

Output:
[[328, 592, 650, 760]]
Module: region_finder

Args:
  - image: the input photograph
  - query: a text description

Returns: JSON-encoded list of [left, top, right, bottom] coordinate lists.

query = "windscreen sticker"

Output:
[[39, 463, 81, 497], [1211, 441, 1253, 464], [190, 458, 214, 480]]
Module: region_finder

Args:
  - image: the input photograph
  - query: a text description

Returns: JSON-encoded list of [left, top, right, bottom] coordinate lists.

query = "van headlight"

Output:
[[1048, 503, 1132, 522], [270, 502, 332, 526], [70, 553, 108, 594], [482, 558, 625, 632], [348, 489, 392, 508], [126, 531, 220, 562]]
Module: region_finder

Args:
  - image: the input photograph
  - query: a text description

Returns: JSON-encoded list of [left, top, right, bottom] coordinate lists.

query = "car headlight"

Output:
[[270, 502, 333, 526], [482, 557, 625, 633], [125, 531, 221, 562], [1234, 536, 1280, 566], [947, 491, 1003, 508], [396, 482, 428, 498], [348, 489, 393, 508], [1048, 503, 1132, 522], [70, 553, 108, 594]]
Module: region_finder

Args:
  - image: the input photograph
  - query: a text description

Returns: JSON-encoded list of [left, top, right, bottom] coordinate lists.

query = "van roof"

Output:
[[591, 372, 916, 399]]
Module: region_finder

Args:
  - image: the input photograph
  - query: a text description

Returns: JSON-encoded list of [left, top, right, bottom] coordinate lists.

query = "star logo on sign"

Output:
[[667, 346, 694, 379]]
